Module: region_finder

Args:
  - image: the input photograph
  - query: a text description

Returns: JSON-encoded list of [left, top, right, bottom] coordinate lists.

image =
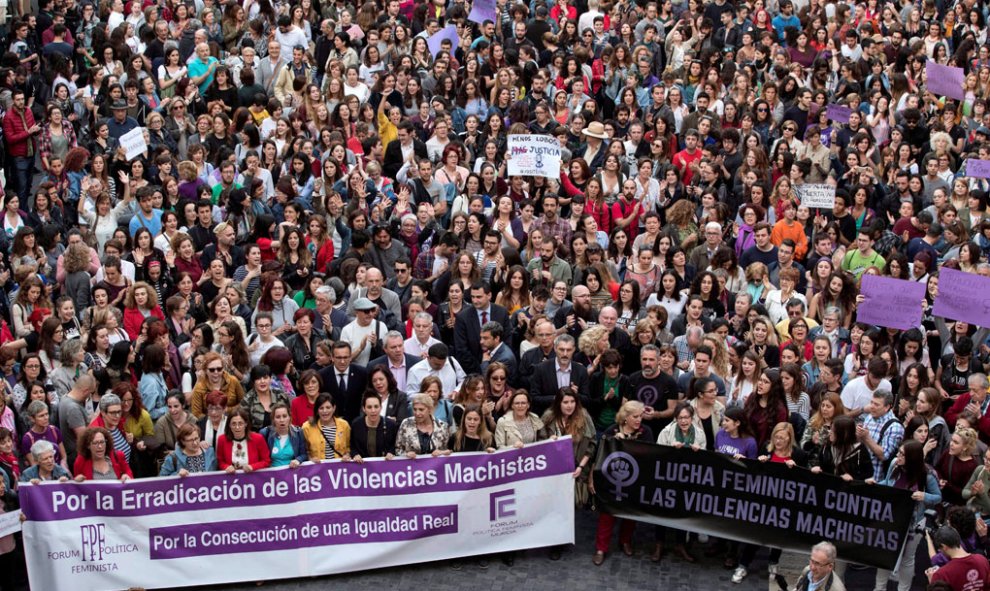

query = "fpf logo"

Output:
[[489, 489, 516, 521], [80, 524, 106, 562]]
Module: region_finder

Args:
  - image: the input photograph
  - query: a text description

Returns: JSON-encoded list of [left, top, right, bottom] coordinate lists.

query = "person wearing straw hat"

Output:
[[581, 121, 609, 171]]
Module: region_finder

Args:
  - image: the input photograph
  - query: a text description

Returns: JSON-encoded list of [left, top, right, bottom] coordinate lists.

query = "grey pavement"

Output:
[[1, 509, 930, 591], [146, 510, 927, 591]]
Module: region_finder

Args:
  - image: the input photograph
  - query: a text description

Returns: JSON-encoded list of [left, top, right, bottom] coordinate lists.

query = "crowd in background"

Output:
[[1, 0, 990, 587]]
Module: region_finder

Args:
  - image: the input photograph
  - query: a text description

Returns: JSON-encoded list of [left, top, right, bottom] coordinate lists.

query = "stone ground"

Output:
[[4, 510, 926, 591]]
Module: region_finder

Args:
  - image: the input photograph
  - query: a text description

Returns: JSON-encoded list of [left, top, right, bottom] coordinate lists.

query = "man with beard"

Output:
[[363, 224, 409, 281], [597, 306, 635, 372], [529, 334, 590, 415], [626, 344, 678, 435], [553, 285, 595, 340]]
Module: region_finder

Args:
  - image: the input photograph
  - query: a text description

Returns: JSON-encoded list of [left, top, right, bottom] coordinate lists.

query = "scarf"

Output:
[[674, 426, 695, 446], [0, 452, 20, 480]]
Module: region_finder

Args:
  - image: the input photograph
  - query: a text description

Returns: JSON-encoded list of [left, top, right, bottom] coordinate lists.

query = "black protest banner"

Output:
[[592, 438, 914, 569]]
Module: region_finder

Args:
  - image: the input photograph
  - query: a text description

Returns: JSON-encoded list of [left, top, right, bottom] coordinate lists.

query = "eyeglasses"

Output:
[[809, 558, 833, 568], [207, 366, 224, 373], [491, 376, 506, 382], [208, 405, 225, 412], [395, 268, 409, 273], [91, 440, 107, 446], [105, 410, 122, 416]]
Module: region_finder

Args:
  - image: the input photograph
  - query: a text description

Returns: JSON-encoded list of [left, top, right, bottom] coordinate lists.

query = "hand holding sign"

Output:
[[926, 62, 966, 101]]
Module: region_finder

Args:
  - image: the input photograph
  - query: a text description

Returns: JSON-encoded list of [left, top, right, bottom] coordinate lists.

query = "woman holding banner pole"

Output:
[[655, 400, 706, 564], [733, 421, 807, 584], [868, 439, 941, 591], [590, 400, 653, 566]]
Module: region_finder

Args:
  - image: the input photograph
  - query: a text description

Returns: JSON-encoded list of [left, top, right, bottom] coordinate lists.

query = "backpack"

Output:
[[877, 418, 899, 476]]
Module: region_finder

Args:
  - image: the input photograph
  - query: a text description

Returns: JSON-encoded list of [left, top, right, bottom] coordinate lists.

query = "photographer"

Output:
[[928, 507, 989, 567], [926, 526, 990, 590]]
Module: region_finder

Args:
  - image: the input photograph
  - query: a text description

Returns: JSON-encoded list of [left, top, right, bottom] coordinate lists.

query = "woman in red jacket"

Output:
[[122, 281, 166, 340], [216, 407, 271, 473], [73, 427, 133, 481]]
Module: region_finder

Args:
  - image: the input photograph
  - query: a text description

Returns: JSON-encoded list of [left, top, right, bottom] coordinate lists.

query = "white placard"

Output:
[[119, 127, 148, 161], [0, 510, 22, 537], [797, 184, 836, 209], [507, 134, 562, 178]]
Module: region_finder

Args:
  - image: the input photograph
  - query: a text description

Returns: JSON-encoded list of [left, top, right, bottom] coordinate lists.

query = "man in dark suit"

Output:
[[529, 334, 590, 415], [368, 331, 421, 394], [319, 341, 368, 422], [516, 317, 556, 389], [480, 321, 517, 383], [454, 283, 510, 375], [383, 120, 429, 180]]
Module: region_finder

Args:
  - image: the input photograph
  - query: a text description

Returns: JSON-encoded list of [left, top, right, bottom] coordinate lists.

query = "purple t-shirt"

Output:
[[714, 430, 758, 460], [20, 425, 64, 464]]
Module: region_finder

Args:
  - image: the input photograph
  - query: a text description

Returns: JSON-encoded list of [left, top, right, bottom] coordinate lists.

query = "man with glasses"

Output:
[[840, 228, 886, 280], [386, 258, 414, 306], [475, 230, 505, 284], [689, 222, 724, 270], [791, 542, 844, 591], [340, 297, 390, 367], [59, 374, 98, 468], [946, 373, 990, 440]]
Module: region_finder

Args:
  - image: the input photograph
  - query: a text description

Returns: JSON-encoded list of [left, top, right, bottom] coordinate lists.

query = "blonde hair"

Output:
[[766, 422, 796, 453], [955, 427, 979, 456], [577, 324, 609, 357], [178, 160, 198, 182], [615, 400, 645, 427]]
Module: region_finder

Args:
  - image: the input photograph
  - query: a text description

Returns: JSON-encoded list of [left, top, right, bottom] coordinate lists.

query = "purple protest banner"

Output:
[[468, 0, 497, 24], [967, 159, 990, 179], [933, 267, 990, 326], [926, 62, 966, 100], [427, 24, 459, 59], [825, 104, 852, 124], [857, 275, 926, 330], [19, 439, 576, 591]]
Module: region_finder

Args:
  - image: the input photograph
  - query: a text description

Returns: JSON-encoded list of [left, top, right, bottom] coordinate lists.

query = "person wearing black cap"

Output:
[[106, 98, 138, 141]]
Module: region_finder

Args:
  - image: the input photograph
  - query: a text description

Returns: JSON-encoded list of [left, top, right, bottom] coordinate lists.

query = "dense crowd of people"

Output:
[[2, 0, 990, 588]]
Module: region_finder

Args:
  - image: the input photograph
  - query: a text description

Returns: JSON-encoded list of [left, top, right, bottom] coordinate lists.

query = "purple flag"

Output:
[[967, 159, 990, 179], [427, 24, 460, 59], [926, 62, 966, 101], [468, 0, 497, 24], [825, 104, 852, 124], [933, 267, 990, 326], [857, 275, 926, 330]]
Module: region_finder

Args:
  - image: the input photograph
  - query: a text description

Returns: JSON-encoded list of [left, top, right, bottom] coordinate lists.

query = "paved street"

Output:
[[173, 511, 926, 591], [3, 509, 928, 591]]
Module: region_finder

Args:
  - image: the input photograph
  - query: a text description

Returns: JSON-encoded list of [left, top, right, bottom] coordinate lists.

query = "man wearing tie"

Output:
[[480, 322, 518, 383], [454, 283, 510, 375], [369, 331, 420, 393], [319, 341, 368, 421], [529, 334, 590, 415]]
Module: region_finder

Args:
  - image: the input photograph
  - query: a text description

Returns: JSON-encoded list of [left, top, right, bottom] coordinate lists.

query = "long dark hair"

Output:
[[896, 440, 929, 491], [723, 406, 755, 439]]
